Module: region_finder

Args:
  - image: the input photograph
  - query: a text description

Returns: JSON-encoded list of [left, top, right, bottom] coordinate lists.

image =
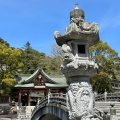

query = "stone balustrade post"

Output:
[[104, 89, 107, 102], [48, 90, 51, 104]]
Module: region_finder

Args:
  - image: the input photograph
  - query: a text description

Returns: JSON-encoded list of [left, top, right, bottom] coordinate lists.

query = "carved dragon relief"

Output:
[[67, 82, 99, 120], [61, 44, 75, 68], [65, 17, 99, 34], [61, 43, 98, 70]]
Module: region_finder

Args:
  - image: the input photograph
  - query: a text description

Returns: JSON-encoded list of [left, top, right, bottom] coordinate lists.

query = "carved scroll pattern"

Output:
[[67, 81, 95, 120]]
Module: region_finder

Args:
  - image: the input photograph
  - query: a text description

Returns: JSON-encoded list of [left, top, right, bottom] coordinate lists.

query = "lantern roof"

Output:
[[54, 4, 100, 46]]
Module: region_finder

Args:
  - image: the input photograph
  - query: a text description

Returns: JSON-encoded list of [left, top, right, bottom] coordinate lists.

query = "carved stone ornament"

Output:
[[66, 16, 99, 34], [67, 81, 100, 120], [61, 44, 98, 76], [61, 44, 74, 65]]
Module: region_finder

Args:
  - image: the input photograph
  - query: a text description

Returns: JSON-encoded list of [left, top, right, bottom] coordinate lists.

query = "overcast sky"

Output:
[[0, 0, 120, 55]]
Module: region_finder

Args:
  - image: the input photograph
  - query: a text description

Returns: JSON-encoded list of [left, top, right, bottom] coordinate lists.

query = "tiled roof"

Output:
[[15, 67, 67, 88], [45, 83, 68, 88], [14, 83, 34, 88]]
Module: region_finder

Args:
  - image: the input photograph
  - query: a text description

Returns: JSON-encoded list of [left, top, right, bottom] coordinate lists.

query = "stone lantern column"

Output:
[[54, 4, 100, 120]]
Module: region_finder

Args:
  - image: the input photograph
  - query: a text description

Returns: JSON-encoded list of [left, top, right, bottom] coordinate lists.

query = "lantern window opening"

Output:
[[78, 44, 86, 54]]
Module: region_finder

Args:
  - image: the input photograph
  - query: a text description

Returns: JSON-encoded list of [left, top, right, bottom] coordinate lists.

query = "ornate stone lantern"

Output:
[[54, 4, 100, 120]]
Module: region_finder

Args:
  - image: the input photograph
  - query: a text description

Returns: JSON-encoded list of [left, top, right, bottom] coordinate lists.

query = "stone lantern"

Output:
[[54, 4, 100, 120]]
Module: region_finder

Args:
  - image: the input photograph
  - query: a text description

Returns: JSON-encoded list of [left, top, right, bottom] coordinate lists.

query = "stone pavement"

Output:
[[0, 118, 30, 120], [0, 116, 31, 120], [0, 118, 17, 120], [0, 114, 31, 120], [0, 106, 33, 120]]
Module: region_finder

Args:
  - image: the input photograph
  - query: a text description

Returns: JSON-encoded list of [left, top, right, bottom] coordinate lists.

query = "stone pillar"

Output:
[[9, 96, 11, 102], [67, 79, 94, 120], [28, 90, 31, 106], [104, 89, 107, 102]]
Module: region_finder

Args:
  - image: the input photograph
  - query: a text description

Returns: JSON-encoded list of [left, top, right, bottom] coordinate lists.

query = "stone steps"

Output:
[[95, 102, 120, 119], [17, 106, 34, 119], [17, 113, 31, 119]]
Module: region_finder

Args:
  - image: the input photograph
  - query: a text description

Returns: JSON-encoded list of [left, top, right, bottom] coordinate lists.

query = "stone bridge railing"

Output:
[[47, 93, 66, 105], [95, 92, 120, 102], [31, 93, 107, 120], [31, 93, 67, 117]]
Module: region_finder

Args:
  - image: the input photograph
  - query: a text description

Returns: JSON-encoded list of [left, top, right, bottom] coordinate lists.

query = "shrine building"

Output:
[[12, 67, 68, 106]]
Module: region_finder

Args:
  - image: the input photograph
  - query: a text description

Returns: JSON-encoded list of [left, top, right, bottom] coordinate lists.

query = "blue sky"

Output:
[[0, 0, 120, 56]]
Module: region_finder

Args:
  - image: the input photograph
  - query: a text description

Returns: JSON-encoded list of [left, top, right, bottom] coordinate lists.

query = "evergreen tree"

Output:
[[21, 41, 46, 74], [0, 38, 23, 93], [90, 40, 120, 93]]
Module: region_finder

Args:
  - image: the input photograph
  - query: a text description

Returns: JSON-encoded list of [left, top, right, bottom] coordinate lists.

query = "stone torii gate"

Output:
[[54, 4, 100, 120]]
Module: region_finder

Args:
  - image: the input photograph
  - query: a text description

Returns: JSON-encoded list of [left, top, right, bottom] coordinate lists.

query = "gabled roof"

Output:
[[45, 75, 68, 88], [18, 67, 59, 84], [15, 67, 67, 88]]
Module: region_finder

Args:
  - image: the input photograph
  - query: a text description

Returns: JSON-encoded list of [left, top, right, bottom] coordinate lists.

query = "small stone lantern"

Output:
[[110, 103, 118, 120], [110, 103, 116, 115], [103, 110, 110, 120]]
